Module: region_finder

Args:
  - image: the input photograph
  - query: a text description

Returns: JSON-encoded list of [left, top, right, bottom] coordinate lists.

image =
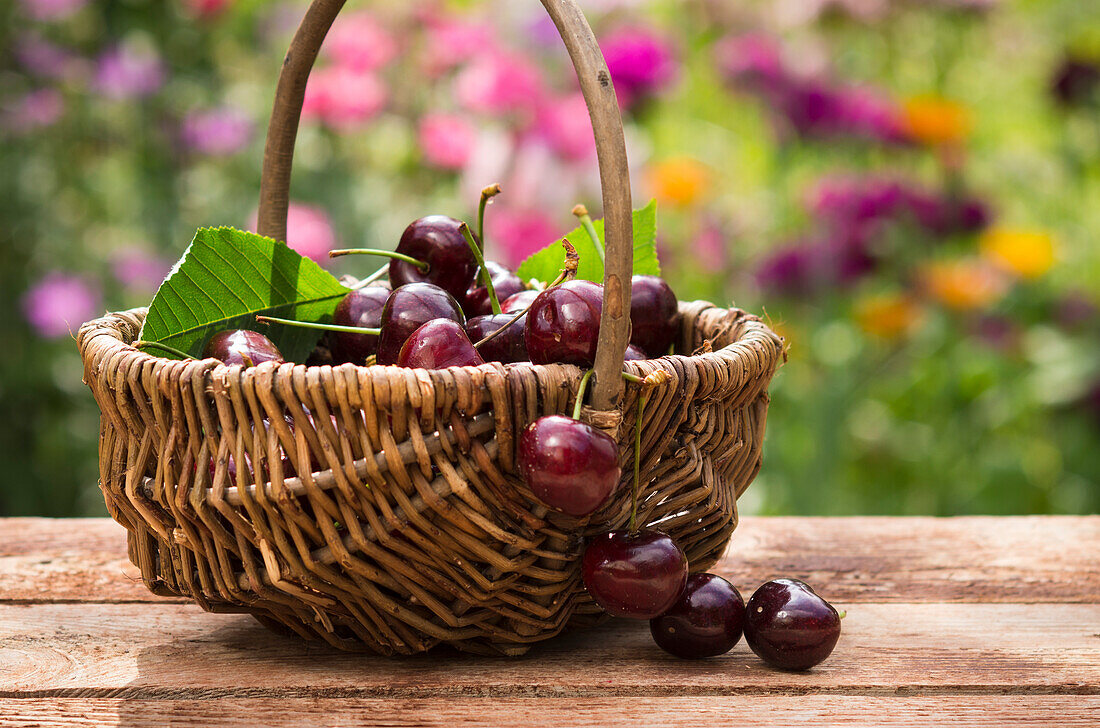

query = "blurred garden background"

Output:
[[2, 0, 1098, 517]]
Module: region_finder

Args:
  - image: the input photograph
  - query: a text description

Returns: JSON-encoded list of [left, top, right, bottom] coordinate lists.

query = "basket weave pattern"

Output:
[[78, 302, 782, 655]]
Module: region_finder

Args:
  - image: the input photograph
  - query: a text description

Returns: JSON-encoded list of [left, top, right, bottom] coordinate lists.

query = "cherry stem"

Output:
[[571, 369, 595, 421], [629, 390, 647, 534], [572, 204, 604, 264], [472, 307, 525, 350], [350, 264, 388, 290], [460, 222, 501, 315], [621, 372, 644, 383], [134, 340, 198, 360], [478, 184, 501, 251], [255, 315, 380, 336], [329, 248, 428, 272]]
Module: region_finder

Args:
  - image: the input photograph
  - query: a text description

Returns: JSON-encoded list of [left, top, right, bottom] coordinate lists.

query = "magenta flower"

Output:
[[249, 203, 337, 263], [94, 45, 165, 100], [181, 107, 253, 155], [714, 34, 785, 90], [181, 0, 231, 19], [302, 66, 387, 130], [454, 50, 545, 118], [418, 113, 477, 170], [810, 176, 990, 236], [485, 206, 562, 268], [420, 18, 496, 76], [14, 36, 87, 81], [600, 26, 677, 109], [21, 273, 102, 339], [325, 11, 397, 72], [2, 88, 64, 135], [18, 0, 86, 21], [535, 93, 595, 161], [110, 247, 172, 294]]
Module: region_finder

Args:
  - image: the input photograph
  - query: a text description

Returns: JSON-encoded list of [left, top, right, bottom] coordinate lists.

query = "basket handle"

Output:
[[257, 0, 632, 412]]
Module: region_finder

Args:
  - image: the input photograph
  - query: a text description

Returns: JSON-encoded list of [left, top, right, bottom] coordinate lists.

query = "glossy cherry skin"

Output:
[[517, 415, 620, 516], [630, 275, 679, 357], [624, 343, 647, 361], [501, 289, 539, 314], [330, 286, 390, 363], [204, 329, 284, 367], [376, 283, 465, 365], [744, 579, 841, 671], [582, 529, 688, 619], [464, 261, 527, 317], [397, 319, 485, 369], [525, 280, 604, 366], [389, 216, 478, 301], [466, 313, 529, 363], [650, 573, 745, 658]]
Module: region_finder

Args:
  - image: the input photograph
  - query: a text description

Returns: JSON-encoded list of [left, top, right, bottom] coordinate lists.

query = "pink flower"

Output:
[[325, 11, 396, 72], [18, 0, 86, 21], [181, 0, 230, 19], [110, 247, 172, 293], [418, 113, 477, 170], [181, 106, 253, 155], [302, 66, 387, 130], [14, 36, 87, 81], [485, 206, 562, 268], [600, 26, 678, 108], [535, 93, 595, 161], [714, 34, 785, 90], [94, 45, 165, 100], [1, 88, 64, 135], [22, 273, 101, 339], [454, 50, 545, 118], [420, 18, 496, 76], [250, 203, 337, 263]]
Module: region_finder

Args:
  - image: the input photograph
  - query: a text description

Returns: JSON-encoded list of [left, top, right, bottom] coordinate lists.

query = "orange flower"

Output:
[[854, 294, 924, 340], [647, 157, 711, 207], [902, 95, 972, 147], [980, 228, 1055, 279], [921, 259, 1009, 311]]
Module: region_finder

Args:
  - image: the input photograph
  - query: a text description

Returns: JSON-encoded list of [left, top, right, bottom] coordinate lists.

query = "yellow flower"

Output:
[[921, 259, 1009, 311], [980, 228, 1055, 279], [902, 95, 972, 147], [647, 157, 711, 208], [854, 294, 924, 340]]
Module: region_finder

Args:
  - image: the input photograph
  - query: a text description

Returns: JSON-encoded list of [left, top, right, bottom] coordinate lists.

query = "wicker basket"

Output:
[[76, 0, 785, 656]]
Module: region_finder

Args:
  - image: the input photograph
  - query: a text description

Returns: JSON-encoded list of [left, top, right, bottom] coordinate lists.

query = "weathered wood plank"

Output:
[[2, 517, 1097, 604], [1, 696, 1098, 728], [1, 603, 1097, 695]]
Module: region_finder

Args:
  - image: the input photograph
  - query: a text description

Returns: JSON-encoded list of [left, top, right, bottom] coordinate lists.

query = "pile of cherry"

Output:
[[195, 212, 841, 667]]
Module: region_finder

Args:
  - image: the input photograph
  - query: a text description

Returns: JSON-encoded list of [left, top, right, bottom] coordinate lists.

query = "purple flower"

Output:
[[94, 45, 165, 100], [110, 247, 172, 293], [21, 273, 102, 339], [1, 88, 64, 135], [969, 314, 1019, 352], [180, 107, 253, 155], [810, 176, 991, 237], [1054, 292, 1098, 331], [1051, 56, 1100, 108], [755, 244, 822, 295], [18, 0, 87, 21], [600, 26, 677, 108], [14, 36, 87, 81], [714, 33, 785, 89]]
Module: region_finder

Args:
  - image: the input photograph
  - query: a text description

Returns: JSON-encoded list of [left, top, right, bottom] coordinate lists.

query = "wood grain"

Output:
[[2, 602, 1097, 695], [1, 696, 1098, 728], [2, 517, 1095, 604]]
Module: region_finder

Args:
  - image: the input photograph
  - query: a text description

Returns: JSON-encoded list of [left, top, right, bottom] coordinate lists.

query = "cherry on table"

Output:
[[330, 285, 391, 363], [744, 578, 841, 671], [650, 573, 745, 658], [389, 215, 478, 301], [517, 415, 619, 516], [204, 329, 284, 367], [525, 280, 604, 367], [629, 275, 679, 358], [466, 313, 529, 364], [582, 529, 688, 619], [464, 261, 526, 317], [397, 319, 485, 369], [376, 283, 465, 365]]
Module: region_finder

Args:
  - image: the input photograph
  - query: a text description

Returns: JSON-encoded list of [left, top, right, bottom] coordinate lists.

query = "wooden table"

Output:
[[1, 516, 1097, 726]]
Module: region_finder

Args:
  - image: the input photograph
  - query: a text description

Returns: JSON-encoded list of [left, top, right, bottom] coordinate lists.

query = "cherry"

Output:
[[204, 329, 284, 367], [629, 275, 679, 358], [330, 285, 390, 363], [376, 283, 465, 365], [744, 579, 841, 671], [397, 319, 485, 369], [650, 573, 745, 659], [501, 289, 539, 314], [582, 529, 688, 619], [466, 313, 529, 363], [624, 343, 647, 361], [517, 415, 619, 516], [389, 216, 479, 301], [464, 261, 526, 317], [525, 280, 604, 366]]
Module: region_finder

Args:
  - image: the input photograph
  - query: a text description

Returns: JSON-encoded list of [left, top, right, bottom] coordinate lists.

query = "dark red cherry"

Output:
[[389, 216, 478, 301], [204, 329, 284, 367], [501, 289, 540, 314], [330, 286, 390, 363], [525, 280, 604, 366], [466, 313, 529, 363], [517, 415, 619, 516], [464, 261, 526, 317], [376, 283, 465, 365], [744, 578, 841, 671], [624, 343, 647, 361], [630, 275, 679, 357], [582, 529, 688, 619], [397, 319, 485, 369], [650, 573, 745, 658]]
